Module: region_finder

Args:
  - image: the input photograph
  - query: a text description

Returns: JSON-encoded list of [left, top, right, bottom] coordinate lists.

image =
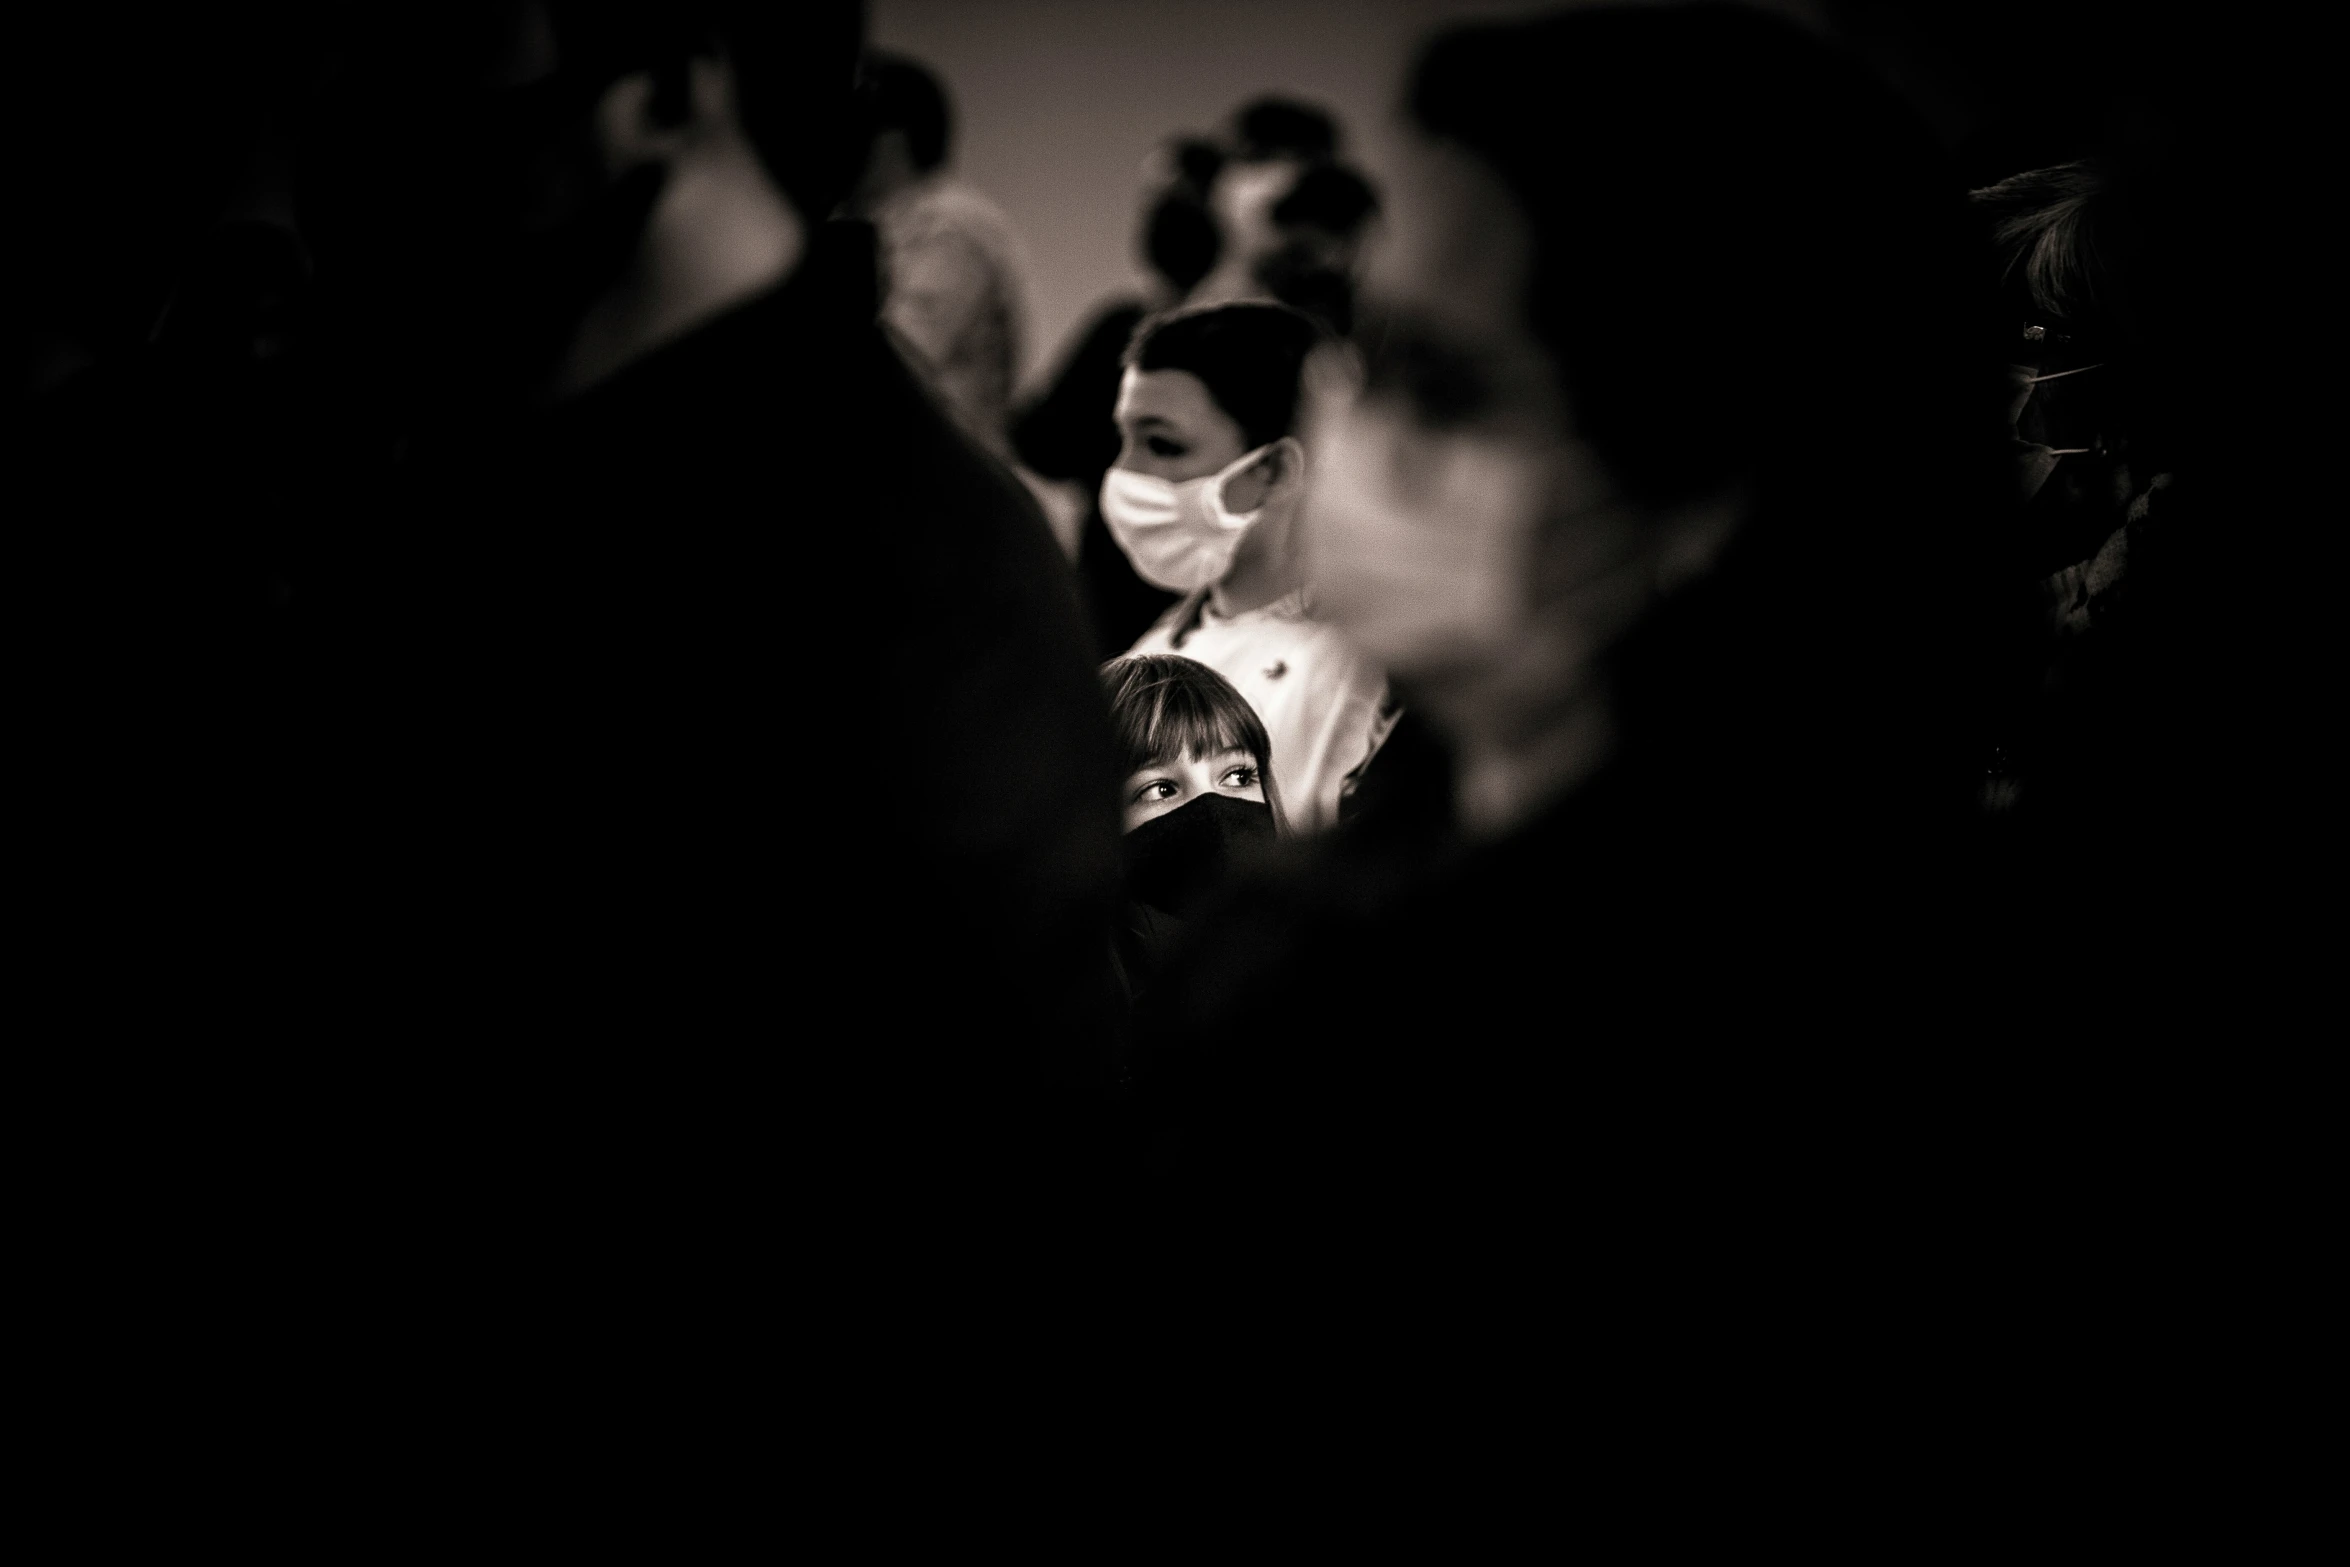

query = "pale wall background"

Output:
[[869, 0, 1727, 393], [869, 0, 1835, 391]]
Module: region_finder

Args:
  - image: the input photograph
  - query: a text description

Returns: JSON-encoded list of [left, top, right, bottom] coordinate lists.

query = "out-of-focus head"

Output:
[[1195, 99, 1375, 331], [1102, 654, 1279, 832], [1304, 3, 1995, 815], [1207, 161, 1307, 292], [851, 50, 950, 209], [1259, 161, 1379, 333], [1201, 100, 1337, 290], [297, 0, 861, 405], [864, 53, 950, 171], [1138, 137, 1227, 296]]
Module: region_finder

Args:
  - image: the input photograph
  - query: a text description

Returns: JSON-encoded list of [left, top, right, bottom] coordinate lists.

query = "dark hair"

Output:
[[1143, 192, 1221, 294], [1139, 137, 1228, 292], [1262, 162, 1380, 334], [1125, 301, 1324, 450], [1970, 160, 2112, 323], [1232, 98, 1339, 163], [1173, 137, 1227, 192], [1406, 3, 2013, 830], [1271, 162, 1379, 242], [862, 50, 952, 173], [1102, 655, 1280, 819]]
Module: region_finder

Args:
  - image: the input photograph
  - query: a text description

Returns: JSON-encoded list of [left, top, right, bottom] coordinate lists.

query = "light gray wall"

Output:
[[869, 0, 1572, 393], [870, 0, 1833, 392]]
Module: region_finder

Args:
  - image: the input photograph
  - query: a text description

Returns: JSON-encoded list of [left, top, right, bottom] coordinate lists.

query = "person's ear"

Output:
[[594, 52, 732, 174], [1219, 436, 1305, 515], [1261, 435, 1309, 504]]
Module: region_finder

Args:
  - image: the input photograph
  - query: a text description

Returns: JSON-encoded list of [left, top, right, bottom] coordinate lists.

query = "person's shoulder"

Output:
[[927, 179, 1019, 238], [891, 180, 1020, 260], [1265, 606, 1385, 693]]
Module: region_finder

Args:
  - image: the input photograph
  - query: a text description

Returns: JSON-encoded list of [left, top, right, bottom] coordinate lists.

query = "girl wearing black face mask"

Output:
[[1102, 655, 1281, 1003]]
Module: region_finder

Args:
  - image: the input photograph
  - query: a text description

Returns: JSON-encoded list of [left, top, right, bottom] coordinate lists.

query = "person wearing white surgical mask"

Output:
[[1104, 301, 1393, 833]]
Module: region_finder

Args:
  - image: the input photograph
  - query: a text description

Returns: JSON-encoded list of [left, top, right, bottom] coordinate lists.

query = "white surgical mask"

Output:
[[1100, 442, 1291, 593]]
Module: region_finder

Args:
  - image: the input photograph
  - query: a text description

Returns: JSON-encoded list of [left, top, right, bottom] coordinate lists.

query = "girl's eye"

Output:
[[1133, 779, 1180, 804], [1220, 766, 1259, 790], [1147, 436, 1187, 458]]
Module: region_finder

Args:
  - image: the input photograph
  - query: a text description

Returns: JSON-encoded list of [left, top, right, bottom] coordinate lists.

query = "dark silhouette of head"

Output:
[[1139, 138, 1228, 296], [861, 51, 952, 175], [1259, 161, 1380, 333]]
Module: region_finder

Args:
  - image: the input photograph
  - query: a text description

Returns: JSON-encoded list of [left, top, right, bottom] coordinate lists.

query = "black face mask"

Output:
[[1124, 793, 1276, 918]]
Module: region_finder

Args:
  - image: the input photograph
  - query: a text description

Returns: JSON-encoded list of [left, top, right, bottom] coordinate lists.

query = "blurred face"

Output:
[[1301, 136, 1636, 698], [1212, 157, 1307, 276], [1122, 748, 1265, 832]]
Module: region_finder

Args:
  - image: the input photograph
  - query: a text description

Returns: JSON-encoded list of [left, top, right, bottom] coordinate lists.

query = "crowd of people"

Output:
[[11, 0, 2316, 1407]]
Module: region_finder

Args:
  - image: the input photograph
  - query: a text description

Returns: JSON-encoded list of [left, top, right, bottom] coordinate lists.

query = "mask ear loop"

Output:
[[2025, 362, 2106, 384], [2022, 363, 2107, 455], [1210, 439, 1298, 523], [2020, 368, 2115, 460]]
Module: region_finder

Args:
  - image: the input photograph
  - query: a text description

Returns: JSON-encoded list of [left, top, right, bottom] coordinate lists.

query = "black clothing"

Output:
[[33, 223, 1127, 1293], [1121, 759, 2155, 1413], [351, 221, 1117, 1170], [1123, 793, 1276, 920], [1110, 899, 1184, 1013], [1010, 298, 1175, 657], [1334, 705, 1452, 847]]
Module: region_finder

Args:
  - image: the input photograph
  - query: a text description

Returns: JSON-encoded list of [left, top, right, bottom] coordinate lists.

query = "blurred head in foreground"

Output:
[[850, 50, 951, 212], [1192, 97, 1380, 333], [1304, 2, 2006, 842]]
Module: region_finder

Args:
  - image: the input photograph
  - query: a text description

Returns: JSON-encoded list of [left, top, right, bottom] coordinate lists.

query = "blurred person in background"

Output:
[[1191, 97, 1379, 335], [848, 50, 1028, 461], [1015, 136, 1226, 654], [1131, 3, 2025, 1339], [1107, 301, 1393, 834]]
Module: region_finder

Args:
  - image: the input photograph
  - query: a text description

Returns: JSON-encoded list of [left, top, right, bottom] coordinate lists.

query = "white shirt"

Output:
[[1131, 590, 1394, 833]]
